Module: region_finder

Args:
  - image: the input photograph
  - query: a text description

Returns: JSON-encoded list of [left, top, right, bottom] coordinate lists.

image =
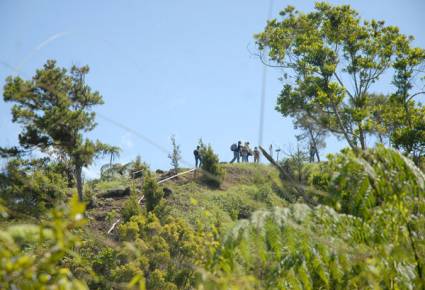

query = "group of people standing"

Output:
[[230, 141, 260, 163], [192, 141, 261, 168]]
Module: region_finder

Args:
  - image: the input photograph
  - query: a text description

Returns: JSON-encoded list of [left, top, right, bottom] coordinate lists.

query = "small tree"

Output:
[[168, 135, 182, 173], [143, 173, 163, 212], [131, 155, 148, 179], [282, 144, 310, 183], [199, 141, 224, 188], [294, 114, 327, 163], [3, 60, 119, 201]]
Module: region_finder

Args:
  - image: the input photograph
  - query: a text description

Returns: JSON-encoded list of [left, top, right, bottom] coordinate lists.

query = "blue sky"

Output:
[[1, 0, 425, 177]]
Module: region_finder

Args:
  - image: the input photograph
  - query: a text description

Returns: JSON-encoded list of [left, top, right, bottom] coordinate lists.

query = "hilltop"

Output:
[[85, 163, 288, 238]]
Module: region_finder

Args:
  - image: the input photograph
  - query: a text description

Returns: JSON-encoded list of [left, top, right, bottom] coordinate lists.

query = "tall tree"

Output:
[[3, 60, 119, 201], [387, 43, 425, 162], [256, 3, 425, 151]]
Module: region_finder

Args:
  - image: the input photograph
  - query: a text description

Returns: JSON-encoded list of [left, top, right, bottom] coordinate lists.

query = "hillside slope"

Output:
[[86, 163, 288, 237]]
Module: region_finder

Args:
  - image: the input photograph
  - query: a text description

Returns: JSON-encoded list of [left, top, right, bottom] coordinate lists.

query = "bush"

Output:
[[119, 220, 140, 241], [144, 173, 163, 212], [130, 155, 149, 179], [0, 195, 88, 289], [121, 193, 142, 222], [115, 212, 216, 290], [199, 144, 224, 188], [92, 247, 117, 276], [200, 204, 421, 289], [111, 263, 143, 284], [0, 158, 66, 217]]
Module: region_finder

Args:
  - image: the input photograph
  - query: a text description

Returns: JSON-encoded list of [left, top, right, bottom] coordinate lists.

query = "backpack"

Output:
[[230, 143, 237, 151]]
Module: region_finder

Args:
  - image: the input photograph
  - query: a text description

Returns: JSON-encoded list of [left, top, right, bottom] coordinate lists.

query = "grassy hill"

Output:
[[85, 163, 288, 237]]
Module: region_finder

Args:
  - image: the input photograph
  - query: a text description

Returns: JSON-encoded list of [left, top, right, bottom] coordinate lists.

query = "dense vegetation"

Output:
[[1, 2, 425, 289]]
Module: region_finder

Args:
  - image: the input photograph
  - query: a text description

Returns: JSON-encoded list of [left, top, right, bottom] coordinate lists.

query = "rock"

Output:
[[98, 186, 131, 198], [163, 187, 173, 198], [86, 197, 97, 209], [93, 213, 106, 221]]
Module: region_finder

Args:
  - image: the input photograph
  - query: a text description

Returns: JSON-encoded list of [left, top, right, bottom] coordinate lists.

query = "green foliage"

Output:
[[198, 146, 425, 289], [100, 155, 148, 181], [92, 247, 117, 277], [199, 142, 224, 188], [143, 173, 163, 212], [88, 177, 129, 193], [0, 195, 88, 289], [116, 213, 216, 290], [3, 147, 423, 289], [200, 204, 421, 289], [316, 145, 424, 220], [256, 2, 425, 152], [159, 165, 287, 238], [131, 155, 149, 179], [0, 146, 21, 158], [121, 193, 142, 222], [168, 135, 182, 173], [280, 145, 310, 183], [0, 158, 66, 216], [3, 60, 119, 201]]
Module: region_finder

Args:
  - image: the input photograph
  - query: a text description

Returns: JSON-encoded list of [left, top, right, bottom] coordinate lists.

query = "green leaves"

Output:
[[0, 196, 88, 289], [3, 60, 119, 201], [199, 147, 425, 289], [257, 2, 425, 152], [199, 142, 225, 188], [143, 173, 163, 212], [0, 158, 67, 216]]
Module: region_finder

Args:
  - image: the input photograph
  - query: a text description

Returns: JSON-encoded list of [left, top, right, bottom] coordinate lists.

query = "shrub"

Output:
[[200, 205, 420, 289], [199, 144, 224, 188], [121, 193, 141, 222], [0, 195, 88, 289], [118, 219, 140, 241], [0, 158, 66, 216], [131, 155, 149, 179], [92, 247, 118, 276], [111, 263, 143, 283], [144, 173, 163, 212]]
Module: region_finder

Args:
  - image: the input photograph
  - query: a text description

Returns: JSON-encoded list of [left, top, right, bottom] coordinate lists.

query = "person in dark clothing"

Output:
[[194, 146, 202, 168], [230, 141, 242, 163], [254, 147, 260, 163]]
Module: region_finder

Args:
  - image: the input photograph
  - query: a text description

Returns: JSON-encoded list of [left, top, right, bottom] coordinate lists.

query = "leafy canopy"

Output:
[[3, 60, 119, 200], [256, 2, 425, 151]]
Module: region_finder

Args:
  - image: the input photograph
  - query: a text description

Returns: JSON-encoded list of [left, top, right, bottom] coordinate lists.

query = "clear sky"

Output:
[[1, 0, 425, 177]]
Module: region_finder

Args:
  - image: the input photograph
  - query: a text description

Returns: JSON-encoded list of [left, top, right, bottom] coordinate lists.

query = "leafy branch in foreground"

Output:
[[200, 146, 425, 289], [0, 195, 88, 289]]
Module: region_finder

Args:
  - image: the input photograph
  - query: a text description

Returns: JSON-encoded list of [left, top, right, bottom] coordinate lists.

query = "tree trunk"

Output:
[[75, 164, 84, 202], [259, 146, 318, 206], [358, 124, 366, 150], [406, 221, 424, 289], [329, 93, 357, 151]]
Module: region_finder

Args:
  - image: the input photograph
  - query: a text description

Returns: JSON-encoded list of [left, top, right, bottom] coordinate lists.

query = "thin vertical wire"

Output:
[[258, 0, 274, 151]]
